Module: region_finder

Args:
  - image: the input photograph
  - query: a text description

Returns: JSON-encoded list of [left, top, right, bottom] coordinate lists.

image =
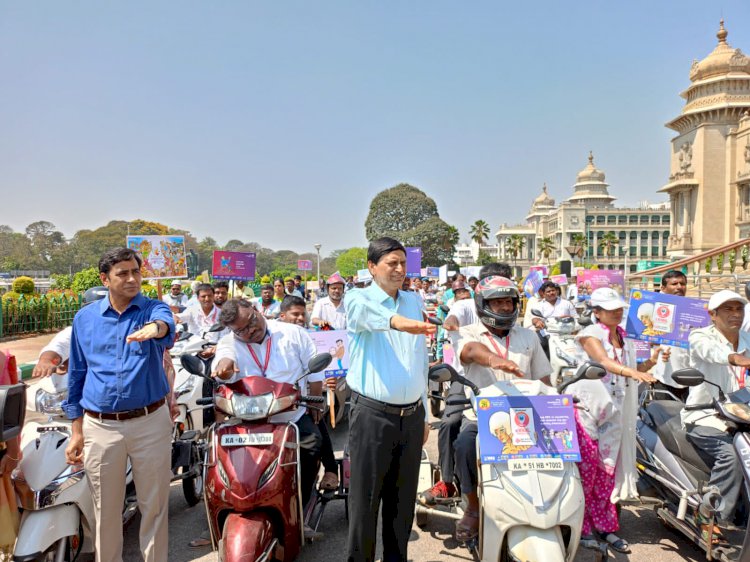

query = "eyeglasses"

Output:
[[231, 310, 261, 337]]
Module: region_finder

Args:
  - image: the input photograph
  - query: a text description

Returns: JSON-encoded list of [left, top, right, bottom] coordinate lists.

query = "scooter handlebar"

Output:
[[302, 395, 326, 403], [445, 397, 472, 406], [196, 397, 213, 406], [684, 403, 714, 411]]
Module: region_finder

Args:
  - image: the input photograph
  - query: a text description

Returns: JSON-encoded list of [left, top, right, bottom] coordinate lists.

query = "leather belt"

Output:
[[352, 392, 422, 417], [85, 398, 166, 421]]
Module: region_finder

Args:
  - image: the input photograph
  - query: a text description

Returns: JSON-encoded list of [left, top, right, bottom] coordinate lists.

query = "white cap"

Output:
[[590, 287, 626, 310], [708, 290, 747, 311], [171, 280, 181, 287]]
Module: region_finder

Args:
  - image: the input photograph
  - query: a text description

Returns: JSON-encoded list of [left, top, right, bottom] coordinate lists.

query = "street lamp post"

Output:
[[314, 243, 322, 280]]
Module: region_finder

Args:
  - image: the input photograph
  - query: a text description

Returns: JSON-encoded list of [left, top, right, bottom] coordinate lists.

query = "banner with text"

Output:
[[211, 251, 256, 281], [127, 235, 187, 280], [577, 269, 625, 298], [406, 247, 422, 278], [625, 289, 710, 349], [297, 259, 313, 271]]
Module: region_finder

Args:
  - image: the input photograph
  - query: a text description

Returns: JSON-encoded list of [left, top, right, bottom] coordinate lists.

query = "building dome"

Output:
[[576, 151, 606, 183], [690, 21, 750, 82], [533, 183, 555, 207]]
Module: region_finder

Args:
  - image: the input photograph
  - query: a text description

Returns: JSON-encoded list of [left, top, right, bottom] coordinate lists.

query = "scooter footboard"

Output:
[[14, 504, 80, 558], [506, 525, 567, 562], [219, 512, 276, 562]]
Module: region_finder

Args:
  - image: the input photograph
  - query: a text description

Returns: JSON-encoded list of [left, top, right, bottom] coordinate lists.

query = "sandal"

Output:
[[455, 510, 479, 542], [319, 471, 339, 491], [604, 533, 631, 554], [700, 523, 727, 546]]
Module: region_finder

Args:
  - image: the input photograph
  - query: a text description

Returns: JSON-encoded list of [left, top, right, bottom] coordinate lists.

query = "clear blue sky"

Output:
[[1, 1, 748, 255]]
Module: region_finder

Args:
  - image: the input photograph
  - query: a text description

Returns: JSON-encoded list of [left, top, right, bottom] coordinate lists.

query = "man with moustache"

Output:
[[311, 272, 347, 330], [683, 290, 750, 541], [253, 283, 281, 319], [212, 280, 229, 308], [345, 237, 436, 562]]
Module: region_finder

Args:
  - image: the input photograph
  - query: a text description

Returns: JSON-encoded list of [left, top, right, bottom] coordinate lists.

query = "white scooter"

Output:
[[12, 373, 137, 561], [531, 309, 592, 387], [418, 362, 607, 562]]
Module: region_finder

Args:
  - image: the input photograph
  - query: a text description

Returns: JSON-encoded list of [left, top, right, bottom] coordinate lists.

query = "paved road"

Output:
[[122, 414, 707, 562]]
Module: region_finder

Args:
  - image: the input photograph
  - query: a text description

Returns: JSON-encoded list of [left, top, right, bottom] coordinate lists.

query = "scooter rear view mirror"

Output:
[[671, 368, 705, 387], [0, 383, 26, 442], [180, 354, 205, 377], [428, 363, 456, 383], [307, 353, 333, 375], [439, 304, 450, 314], [580, 362, 607, 380], [208, 323, 225, 333], [177, 331, 192, 342]]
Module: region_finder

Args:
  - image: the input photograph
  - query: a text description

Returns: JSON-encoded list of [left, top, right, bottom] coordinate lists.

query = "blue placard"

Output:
[[625, 289, 710, 349], [476, 394, 580, 463]]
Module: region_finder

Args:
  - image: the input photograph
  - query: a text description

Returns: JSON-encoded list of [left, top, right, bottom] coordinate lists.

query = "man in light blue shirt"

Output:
[[345, 237, 436, 562]]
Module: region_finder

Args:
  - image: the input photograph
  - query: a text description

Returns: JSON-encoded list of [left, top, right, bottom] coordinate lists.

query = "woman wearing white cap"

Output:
[[574, 287, 658, 553]]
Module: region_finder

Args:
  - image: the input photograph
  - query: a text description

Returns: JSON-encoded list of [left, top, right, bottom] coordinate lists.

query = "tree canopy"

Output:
[[364, 183, 458, 265]]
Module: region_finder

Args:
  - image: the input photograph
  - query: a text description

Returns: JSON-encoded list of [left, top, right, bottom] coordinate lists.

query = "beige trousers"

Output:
[[83, 404, 172, 562]]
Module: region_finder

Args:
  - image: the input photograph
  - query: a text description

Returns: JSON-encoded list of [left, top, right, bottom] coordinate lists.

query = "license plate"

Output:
[[506, 458, 564, 472], [220, 433, 274, 447]]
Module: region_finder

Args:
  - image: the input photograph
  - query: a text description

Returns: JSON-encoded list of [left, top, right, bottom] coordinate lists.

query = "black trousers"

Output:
[[297, 413, 323, 507], [318, 419, 338, 474], [454, 421, 478, 495], [437, 381, 464, 483], [347, 397, 424, 562]]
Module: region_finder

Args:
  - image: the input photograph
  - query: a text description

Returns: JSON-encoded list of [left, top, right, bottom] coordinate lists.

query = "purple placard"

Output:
[[549, 274, 568, 285], [476, 394, 580, 463], [529, 265, 549, 277], [577, 269, 625, 298], [406, 247, 422, 278], [625, 289, 710, 349], [522, 270, 544, 298], [212, 250, 256, 281], [297, 259, 313, 271], [629, 338, 652, 363]]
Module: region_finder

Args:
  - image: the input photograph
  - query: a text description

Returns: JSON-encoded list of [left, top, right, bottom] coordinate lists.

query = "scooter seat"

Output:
[[645, 400, 712, 475]]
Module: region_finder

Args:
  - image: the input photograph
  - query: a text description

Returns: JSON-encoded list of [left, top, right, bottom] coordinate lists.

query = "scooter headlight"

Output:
[[231, 393, 274, 420], [35, 387, 68, 416]]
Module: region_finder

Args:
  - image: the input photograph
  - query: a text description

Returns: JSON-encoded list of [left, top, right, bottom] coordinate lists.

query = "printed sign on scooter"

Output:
[[308, 329, 349, 377], [476, 395, 580, 463]]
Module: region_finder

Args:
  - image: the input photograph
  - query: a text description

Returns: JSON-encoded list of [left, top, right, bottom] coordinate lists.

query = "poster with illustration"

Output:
[[127, 235, 187, 280], [522, 270, 544, 298], [476, 394, 580, 463], [577, 269, 625, 298], [529, 265, 549, 277], [549, 274, 568, 286], [406, 247, 422, 278], [212, 251, 256, 281], [625, 289, 710, 349], [308, 329, 349, 378]]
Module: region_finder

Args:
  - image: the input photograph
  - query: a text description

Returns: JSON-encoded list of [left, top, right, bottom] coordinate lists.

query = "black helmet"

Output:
[[83, 286, 109, 305], [474, 276, 520, 331]]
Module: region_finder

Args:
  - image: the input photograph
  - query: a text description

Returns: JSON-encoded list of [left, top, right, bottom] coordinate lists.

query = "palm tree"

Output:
[[570, 233, 588, 266], [598, 231, 619, 261], [506, 234, 526, 270], [469, 220, 491, 246], [537, 237, 556, 266]]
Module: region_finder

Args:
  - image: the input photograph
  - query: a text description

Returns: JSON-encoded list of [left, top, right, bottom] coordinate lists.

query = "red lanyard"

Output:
[[733, 366, 747, 388], [247, 335, 272, 376], [484, 332, 510, 360]]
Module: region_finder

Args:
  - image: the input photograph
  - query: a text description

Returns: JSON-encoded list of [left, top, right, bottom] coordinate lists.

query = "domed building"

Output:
[[660, 21, 750, 257]]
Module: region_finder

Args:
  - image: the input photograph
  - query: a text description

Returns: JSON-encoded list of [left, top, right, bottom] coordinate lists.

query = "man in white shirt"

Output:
[[311, 272, 347, 330], [252, 284, 281, 319], [212, 298, 324, 513], [452, 276, 551, 542], [162, 280, 189, 309], [531, 281, 578, 327], [174, 284, 228, 351], [683, 290, 750, 532]]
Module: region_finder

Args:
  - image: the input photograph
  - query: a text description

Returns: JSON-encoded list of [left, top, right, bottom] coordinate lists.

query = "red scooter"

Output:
[[182, 352, 331, 562]]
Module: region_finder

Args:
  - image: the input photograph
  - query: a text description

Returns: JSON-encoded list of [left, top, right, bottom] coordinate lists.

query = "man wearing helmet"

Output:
[[452, 275, 552, 542], [311, 272, 347, 330]]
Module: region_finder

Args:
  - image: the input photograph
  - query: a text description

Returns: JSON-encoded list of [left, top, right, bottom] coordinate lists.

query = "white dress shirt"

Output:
[[311, 296, 347, 330], [652, 345, 688, 389], [162, 293, 189, 308], [178, 305, 227, 343], [683, 324, 750, 429], [41, 326, 73, 362], [538, 297, 578, 320], [215, 320, 323, 422]]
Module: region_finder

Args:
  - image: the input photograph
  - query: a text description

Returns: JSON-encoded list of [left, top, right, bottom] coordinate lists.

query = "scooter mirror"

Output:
[[428, 363, 457, 383], [578, 308, 593, 327], [177, 331, 192, 342], [0, 383, 26, 442], [180, 354, 204, 377], [579, 362, 607, 380], [308, 353, 333, 374], [208, 322, 225, 333], [670, 368, 705, 387], [439, 304, 450, 314], [530, 309, 544, 318]]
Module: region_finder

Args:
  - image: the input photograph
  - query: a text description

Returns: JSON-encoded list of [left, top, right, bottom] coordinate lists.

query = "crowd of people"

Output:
[[3, 240, 750, 561]]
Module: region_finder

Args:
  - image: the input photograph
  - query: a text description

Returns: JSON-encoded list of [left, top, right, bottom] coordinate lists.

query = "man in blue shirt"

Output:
[[64, 247, 175, 562], [345, 237, 436, 562]]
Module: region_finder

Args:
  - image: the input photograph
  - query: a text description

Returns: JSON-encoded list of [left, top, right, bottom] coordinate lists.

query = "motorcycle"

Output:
[[530, 308, 592, 386], [416, 361, 607, 562], [181, 352, 331, 562], [636, 368, 750, 562], [12, 374, 138, 561]]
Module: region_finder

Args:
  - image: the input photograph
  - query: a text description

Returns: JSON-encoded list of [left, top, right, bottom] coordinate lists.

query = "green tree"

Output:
[[365, 183, 458, 265], [72, 267, 102, 293], [469, 220, 491, 246], [25, 220, 67, 267], [570, 233, 588, 265], [537, 237, 556, 266], [598, 231, 619, 259], [506, 235, 526, 269], [51, 274, 73, 290], [476, 249, 495, 266], [336, 248, 368, 277]]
